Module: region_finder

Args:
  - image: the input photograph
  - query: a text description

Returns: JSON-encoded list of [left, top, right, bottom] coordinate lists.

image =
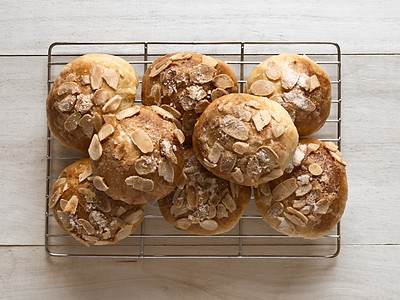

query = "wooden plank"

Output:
[[1, 0, 400, 55], [0, 55, 399, 247], [0, 245, 399, 298]]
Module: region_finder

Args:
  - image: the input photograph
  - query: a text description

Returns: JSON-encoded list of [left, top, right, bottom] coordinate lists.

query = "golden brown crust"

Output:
[[47, 54, 139, 152], [49, 158, 146, 246], [245, 53, 331, 136], [141, 52, 238, 143], [192, 93, 299, 186], [254, 139, 348, 239], [158, 149, 251, 235], [89, 106, 184, 205]]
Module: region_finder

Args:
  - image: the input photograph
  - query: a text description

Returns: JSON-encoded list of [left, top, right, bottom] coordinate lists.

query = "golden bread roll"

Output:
[[254, 139, 348, 239], [49, 158, 146, 246], [193, 93, 299, 186], [245, 53, 331, 136], [158, 148, 251, 235], [89, 106, 184, 205], [141, 52, 238, 142], [47, 54, 139, 152]]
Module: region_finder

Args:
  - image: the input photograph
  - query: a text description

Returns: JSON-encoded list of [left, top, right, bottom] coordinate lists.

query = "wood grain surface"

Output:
[[1, 1, 399, 298]]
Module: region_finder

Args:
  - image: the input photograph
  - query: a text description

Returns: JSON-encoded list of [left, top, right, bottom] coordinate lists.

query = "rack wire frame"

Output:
[[45, 41, 342, 259]]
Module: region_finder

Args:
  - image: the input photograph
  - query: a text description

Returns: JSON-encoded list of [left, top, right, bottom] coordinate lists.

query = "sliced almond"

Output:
[[79, 114, 94, 138], [78, 165, 93, 183], [158, 159, 174, 183], [213, 74, 234, 89], [216, 204, 228, 219], [232, 142, 249, 155], [149, 59, 172, 77], [208, 205, 217, 219], [203, 158, 217, 169], [102, 95, 122, 113], [93, 176, 109, 191], [172, 189, 184, 208], [135, 156, 157, 175], [93, 112, 103, 132], [308, 75, 321, 91], [265, 61, 281, 80], [49, 187, 62, 208], [325, 142, 338, 152], [308, 143, 320, 152], [200, 219, 218, 231], [151, 105, 175, 121], [259, 183, 271, 196], [177, 172, 187, 190], [124, 209, 145, 225], [115, 224, 134, 241], [330, 151, 348, 166], [63, 195, 79, 214], [283, 90, 316, 112], [77, 219, 96, 235], [78, 187, 97, 203], [116, 106, 140, 120], [88, 134, 102, 161], [93, 89, 109, 106], [284, 212, 304, 226], [272, 178, 297, 201], [170, 205, 189, 217], [101, 231, 112, 240], [189, 63, 215, 84], [281, 67, 299, 90], [90, 65, 103, 90], [246, 156, 261, 177], [89, 211, 108, 227], [186, 184, 198, 208], [74, 94, 93, 114], [159, 105, 180, 120], [256, 146, 279, 169], [221, 115, 249, 141], [249, 80, 274, 96], [97, 197, 111, 213], [287, 207, 308, 224], [64, 112, 81, 131], [252, 110, 271, 132], [245, 100, 261, 110], [187, 85, 207, 101], [125, 176, 154, 192], [219, 151, 237, 173], [170, 52, 193, 61], [314, 199, 330, 214], [267, 202, 284, 217], [271, 122, 285, 138], [98, 124, 114, 141], [208, 142, 223, 164], [149, 83, 162, 105], [174, 129, 185, 144], [297, 73, 310, 90], [130, 129, 153, 153], [194, 99, 211, 113], [295, 183, 312, 197], [202, 55, 218, 68], [175, 218, 191, 230], [230, 167, 244, 183], [211, 88, 228, 101], [57, 82, 81, 96], [102, 68, 120, 90], [59, 199, 68, 210], [309, 163, 323, 176], [102, 113, 115, 123], [81, 75, 90, 85], [57, 95, 77, 112], [221, 193, 237, 212], [292, 199, 306, 209], [116, 206, 127, 217]]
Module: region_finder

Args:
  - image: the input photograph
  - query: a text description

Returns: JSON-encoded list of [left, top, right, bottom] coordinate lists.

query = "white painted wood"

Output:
[[1, 0, 400, 55], [0, 246, 399, 299]]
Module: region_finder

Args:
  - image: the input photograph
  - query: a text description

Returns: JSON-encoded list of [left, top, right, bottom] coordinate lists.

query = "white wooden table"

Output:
[[1, 1, 399, 298]]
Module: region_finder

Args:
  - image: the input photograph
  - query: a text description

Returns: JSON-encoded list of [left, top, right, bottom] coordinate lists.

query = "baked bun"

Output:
[[254, 139, 348, 239], [141, 52, 238, 142], [158, 148, 251, 235], [89, 106, 184, 205], [245, 53, 331, 136], [47, 54, 139, 152], [49, 158, 145, 246], [193, 93, 299, 186]]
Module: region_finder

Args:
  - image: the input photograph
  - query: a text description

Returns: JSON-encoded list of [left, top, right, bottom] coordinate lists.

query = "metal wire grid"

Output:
[[45, 41, 342, 259]]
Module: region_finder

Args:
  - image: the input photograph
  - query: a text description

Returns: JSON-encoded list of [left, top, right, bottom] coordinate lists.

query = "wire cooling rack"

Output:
[[45, 41, 342, 259]]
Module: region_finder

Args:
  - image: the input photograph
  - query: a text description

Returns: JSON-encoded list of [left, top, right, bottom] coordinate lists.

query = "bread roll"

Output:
[[141, 52, 238, 142], [89, 106, 184, 205], [193, 93, 299, 186], [158, 148, 251, 235], [254, 139, 348, 239], [245, 53, 331, 136], [47, 54, 139, 152], [49, 158, 145, 246]]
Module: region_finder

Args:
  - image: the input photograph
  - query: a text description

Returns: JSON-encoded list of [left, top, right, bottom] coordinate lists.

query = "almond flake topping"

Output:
[[57, 82, 81, 96], [249, 80, 274, 96], [281, 67, 300, 90], [231, 167, 244, 183], [219, 151, 237, 173], [79, 114, 94, 138], [324, 142, 338, 152], [158, 159, 174, 183], [77, 219, 96, 235], [63, 195, 79, 214], [309, 163, 323, 176], [102, 95, 122, 113], [124, 209, 145, 225], [194, 100, 210, 113], [265, 61, 281, 80], [217, 204, 228, 219], [64, 112, 81, 131], [221, 193, 237, 212], [160, 105, 181, 119], [189, 63, 215, 84], [232, 142, 249, 155], [115, 224, 134, 241], [175, 218, 191, 229], [102, 68, 120, 90], [78, 165, 93, 183], [93, 176, 109, 191], [308, 143, 320, 152], [200, 219, 218, 231], [330, 151, 348, 166], [173, 129, 185, 144], [211, 88, 228, 101], [98, 124, 114, 141], [309, 75, 321, 91], [125, 176, 154, 192], [149, 84, 162, 105], [272, 178, 298, 201], [150, 59, 172, 77], [271, 121, 285, 138], [221, 115, 249, 141], [295, 183, 312, 197], [135, 156, 157, 175], [208, 142, 223, 164], [170, 52, 193, 61], [314, 199, 330, 214], [116, 106, 140, 120], [252, 110, 271, 131], [130, 129, 153, 153], [90, 65, 103, 90], [202, 55, 219, 68], [212, 74, 234, 89], [88, 134, 102, 161], [283, 90, 316, 112]]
